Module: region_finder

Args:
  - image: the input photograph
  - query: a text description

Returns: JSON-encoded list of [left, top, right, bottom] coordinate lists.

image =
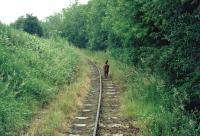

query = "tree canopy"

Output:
[[12, 14, 43, 37]]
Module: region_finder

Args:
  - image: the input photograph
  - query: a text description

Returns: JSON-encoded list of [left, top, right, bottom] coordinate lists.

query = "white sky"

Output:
[[0, 0, 89, 24]]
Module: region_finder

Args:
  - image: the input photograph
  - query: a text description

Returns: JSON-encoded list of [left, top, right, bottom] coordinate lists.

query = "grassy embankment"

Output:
[[26, 59, 90, 136], [85, 51, 199, 136], [0, 25, 90, 136]]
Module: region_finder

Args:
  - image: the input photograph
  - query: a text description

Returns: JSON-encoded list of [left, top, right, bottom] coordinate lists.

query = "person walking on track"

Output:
[[103, 60, 109, 79]]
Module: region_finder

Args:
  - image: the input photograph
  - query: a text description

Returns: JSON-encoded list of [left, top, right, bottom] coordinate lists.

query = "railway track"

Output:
[[66, 61, 138, 136]]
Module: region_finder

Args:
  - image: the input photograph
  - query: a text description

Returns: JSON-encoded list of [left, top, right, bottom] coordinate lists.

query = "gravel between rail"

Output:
[[65, 61, 139, 136], [97, 76, 139, 136]]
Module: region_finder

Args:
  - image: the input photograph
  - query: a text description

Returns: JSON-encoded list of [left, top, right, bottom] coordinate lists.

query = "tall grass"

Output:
[[26, 58, 90, 136], [84, 51, 200, 136], [0, 24, 81, 135]]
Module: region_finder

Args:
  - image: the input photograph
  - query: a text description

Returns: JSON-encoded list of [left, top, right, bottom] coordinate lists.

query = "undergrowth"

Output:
[[85, 51, 200, 136], [0, 24, 80, 136], [26, 58, 90, 136]]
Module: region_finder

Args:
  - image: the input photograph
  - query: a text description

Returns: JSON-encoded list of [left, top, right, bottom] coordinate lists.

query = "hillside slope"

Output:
[[0, 24, 81, 136]]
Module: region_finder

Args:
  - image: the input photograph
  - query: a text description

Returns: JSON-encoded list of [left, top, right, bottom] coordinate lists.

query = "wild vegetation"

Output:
[[42, 0, 200, 135], [0, 0, 199, 135], [85, 50, 200, 136], [11, 14, 43, 37], [26, 55, 90, 136], [0, 24, 81, 136]]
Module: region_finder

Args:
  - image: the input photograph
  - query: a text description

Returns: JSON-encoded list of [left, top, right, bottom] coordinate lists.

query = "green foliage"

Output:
[[43, 4, 88, 48], [85, 50, 200, 135], [61, 4, 88, 48], [112, 55, 200, 135], [41, 0, 200, 135], [11, 14, 43, 37], [0, 24, 80, 135], [41, 13, 64, 38]]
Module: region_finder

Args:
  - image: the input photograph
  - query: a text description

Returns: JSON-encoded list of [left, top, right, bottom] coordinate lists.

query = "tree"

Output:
[[11, 16, 25, 30], [12, 14, 43, 37], [61, 4, 88, 48], [23, 14, 43, 37], [42, 13, 64, 38]]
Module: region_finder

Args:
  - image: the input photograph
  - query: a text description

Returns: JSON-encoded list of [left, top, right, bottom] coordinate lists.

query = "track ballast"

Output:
[[66, 61, 138, 136]]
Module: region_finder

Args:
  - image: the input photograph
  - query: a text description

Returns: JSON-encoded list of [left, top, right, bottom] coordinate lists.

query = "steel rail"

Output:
[[92, 62, 102, 136]]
